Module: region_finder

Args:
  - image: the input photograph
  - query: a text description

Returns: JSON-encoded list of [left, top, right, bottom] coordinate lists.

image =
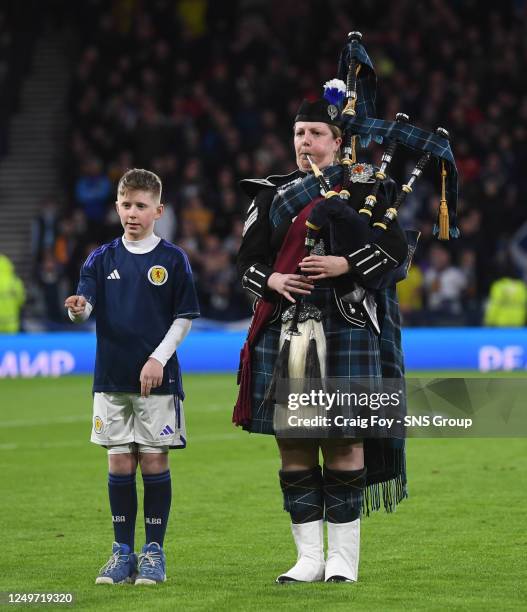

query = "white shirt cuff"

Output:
[[149, 318, 192, 367], [68, 302, 93, 323]]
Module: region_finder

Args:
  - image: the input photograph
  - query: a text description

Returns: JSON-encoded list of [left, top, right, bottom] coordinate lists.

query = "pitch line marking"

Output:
[[0, 415, 90, 428], [0, 432, 243, 451]]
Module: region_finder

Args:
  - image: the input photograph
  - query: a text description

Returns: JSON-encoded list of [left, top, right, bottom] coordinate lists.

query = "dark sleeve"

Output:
[[236, 188, 276, 299], [77, 253, 98, 307], [345, 178, 408, 286], [173, 251, 200, 319]]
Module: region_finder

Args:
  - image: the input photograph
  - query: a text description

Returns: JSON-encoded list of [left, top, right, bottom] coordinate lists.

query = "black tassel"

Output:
[[303, 335, 322, 394], [304, 337, 321, 379], [362, 486, 371, 517], [264, 336, 291, 403]]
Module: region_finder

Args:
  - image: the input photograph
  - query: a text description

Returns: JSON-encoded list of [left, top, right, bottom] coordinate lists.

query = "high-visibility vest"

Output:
[[484, 277, 527, 327], [0, 255, 25, 333]]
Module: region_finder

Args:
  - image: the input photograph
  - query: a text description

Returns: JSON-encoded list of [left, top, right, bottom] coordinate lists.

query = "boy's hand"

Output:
[[140, 357, 164, 398], [65, 295, 87, 315]]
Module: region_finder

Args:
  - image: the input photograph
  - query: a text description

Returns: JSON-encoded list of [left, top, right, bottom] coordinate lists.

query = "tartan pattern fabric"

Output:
[[323, 466, 366, 523], [279, 466, 324, 524], [378, 286, 405, 380], [364, 284, 408, 514], [270, 165, 344, 228], [247, 287, 382, 436], [344, 116, 456, 164], [342, 115, 459, 236], [337, 37, 377, 118]]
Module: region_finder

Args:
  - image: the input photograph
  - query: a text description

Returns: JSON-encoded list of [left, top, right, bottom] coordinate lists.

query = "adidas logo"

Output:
[[160, 425, 175, 436], [107, 269, 120, 280]]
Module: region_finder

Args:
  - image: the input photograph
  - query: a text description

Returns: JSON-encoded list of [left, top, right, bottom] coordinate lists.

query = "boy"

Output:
[[65, 168, 199, 585]]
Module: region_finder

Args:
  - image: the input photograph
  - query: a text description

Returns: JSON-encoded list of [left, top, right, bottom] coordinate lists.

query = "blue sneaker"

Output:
[[95, 542, 137, 584], [135, 542, 166, 585]]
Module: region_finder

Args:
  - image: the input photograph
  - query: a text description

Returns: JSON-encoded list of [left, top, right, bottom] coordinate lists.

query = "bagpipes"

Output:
[[306, 31, 458, 248], [337, 31, 458, 240], [306, 119, 453, 253]]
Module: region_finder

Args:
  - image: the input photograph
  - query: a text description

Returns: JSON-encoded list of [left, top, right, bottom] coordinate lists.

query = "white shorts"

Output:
[[91, 392, 187, 449]]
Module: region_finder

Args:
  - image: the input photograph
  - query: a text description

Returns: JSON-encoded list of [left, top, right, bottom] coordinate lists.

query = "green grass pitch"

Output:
[[0, 374, 525, 611]]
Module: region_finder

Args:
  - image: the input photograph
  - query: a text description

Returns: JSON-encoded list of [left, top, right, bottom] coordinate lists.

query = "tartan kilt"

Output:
[[246, 286, 382, 436], [245, 285, 408, 514]]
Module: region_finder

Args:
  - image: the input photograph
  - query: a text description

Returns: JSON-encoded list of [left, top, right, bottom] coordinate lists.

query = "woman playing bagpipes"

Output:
[[233, 33, 457, 584]]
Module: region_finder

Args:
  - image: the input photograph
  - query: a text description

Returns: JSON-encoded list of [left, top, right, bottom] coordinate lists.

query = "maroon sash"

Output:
[[232, 196, 324, 426]]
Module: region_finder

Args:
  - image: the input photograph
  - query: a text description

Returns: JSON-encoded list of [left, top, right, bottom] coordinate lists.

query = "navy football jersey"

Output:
[[77, 237, 200, 397]]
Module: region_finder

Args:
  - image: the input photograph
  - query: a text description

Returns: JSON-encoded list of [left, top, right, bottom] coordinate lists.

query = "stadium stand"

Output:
[[0, 0, 525, 328]]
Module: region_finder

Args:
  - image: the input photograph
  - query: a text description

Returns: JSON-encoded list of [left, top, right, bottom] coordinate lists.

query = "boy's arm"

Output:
[[138, 248, 200, 397], [139, 318, 193, 397], [66, 253, 98, 322], [149, 318, 192, 366]]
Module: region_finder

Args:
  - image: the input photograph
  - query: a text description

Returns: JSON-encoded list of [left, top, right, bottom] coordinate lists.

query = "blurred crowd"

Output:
[[0, 1, 42, 157], [23, 0, 527, 326]]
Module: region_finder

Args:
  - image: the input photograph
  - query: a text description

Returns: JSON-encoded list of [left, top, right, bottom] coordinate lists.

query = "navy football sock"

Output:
[[108, 473, 137, 550], [279, 466, 324, 524], [323, 466, 366, 523], [142, 470, 172, 546]]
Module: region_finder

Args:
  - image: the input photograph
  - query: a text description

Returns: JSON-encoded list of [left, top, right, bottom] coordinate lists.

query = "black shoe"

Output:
[[326, 575, 353, 583]]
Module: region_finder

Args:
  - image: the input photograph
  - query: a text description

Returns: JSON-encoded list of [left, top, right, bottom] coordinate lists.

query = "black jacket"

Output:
[[237, 169, 408, 301]]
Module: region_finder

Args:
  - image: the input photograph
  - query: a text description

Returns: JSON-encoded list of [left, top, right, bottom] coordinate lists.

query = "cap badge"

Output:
[[327, 104, 338, 120]]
